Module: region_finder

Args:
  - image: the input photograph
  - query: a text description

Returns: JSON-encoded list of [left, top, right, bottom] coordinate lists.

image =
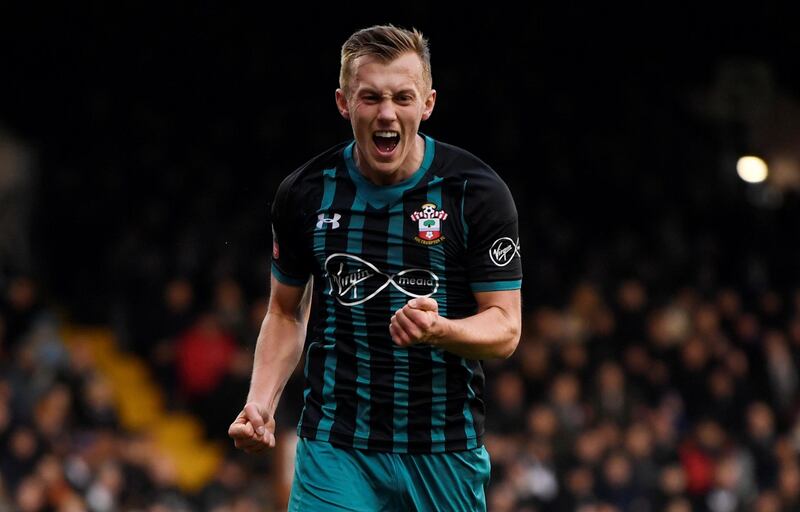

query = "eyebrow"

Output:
[[356, 87, 418, 96]]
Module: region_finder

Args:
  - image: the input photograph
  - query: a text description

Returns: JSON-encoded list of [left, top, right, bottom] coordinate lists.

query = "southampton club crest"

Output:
[[410, 203, 448, 245]]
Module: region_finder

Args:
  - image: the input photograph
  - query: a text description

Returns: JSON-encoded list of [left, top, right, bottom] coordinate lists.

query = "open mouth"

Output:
[[373, 131, 400, 154]]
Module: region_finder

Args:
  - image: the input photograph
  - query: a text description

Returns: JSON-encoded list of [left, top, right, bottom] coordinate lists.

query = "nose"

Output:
[[377, 99, 397, 122]]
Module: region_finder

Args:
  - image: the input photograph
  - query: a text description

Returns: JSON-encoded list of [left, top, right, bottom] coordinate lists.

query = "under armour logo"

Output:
[[317, 213, 341, 230]]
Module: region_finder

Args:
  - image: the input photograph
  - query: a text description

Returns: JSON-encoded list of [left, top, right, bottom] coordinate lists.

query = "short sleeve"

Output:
[[463, 175, 522, 292], [270, 176, 312, 287]]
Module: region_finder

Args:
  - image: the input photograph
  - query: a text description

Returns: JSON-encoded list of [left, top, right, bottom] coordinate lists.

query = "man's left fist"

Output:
[[389, 297, 441, 347]]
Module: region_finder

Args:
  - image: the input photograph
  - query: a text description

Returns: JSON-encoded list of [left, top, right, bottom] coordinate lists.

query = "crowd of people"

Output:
[[0, 275, 271, 511], [484, 281, 800, 511], [2, 268, 800, 511]]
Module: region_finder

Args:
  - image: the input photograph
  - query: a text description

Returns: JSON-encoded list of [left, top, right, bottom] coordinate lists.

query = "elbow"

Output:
[[497, 324, 521, 359], [499, 336, 520, 359], [488, 306, 521, 359]]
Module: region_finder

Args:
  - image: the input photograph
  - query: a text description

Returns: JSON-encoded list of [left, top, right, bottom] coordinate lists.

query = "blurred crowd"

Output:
[[485, 281, 800, 512], [0, 275, 275, 511], [3, 268, 800, 511]]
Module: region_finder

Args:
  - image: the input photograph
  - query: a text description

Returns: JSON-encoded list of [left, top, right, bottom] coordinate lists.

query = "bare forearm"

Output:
[[246, 311, 306, 416], [390, 291, 521, 360], [229, 278, 311, 452], [432, 305, 520, 360]]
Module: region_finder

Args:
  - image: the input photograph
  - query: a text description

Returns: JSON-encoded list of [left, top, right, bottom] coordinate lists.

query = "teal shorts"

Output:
[[288, 438, 491, 512]]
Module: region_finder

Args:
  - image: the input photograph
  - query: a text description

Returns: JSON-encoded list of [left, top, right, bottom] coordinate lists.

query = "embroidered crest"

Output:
[[410, 203, 448, 245]]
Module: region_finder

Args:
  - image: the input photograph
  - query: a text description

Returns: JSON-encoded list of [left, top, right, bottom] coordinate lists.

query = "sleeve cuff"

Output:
[[470, 280, 522, 292], [271, 262, 309, 287]]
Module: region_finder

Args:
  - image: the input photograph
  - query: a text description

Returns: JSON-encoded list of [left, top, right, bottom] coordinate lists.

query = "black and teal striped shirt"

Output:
[[271, 135, 522, 453]]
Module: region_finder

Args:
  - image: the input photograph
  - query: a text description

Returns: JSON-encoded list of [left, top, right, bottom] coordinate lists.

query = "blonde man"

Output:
[[230, 25, 522, 511]]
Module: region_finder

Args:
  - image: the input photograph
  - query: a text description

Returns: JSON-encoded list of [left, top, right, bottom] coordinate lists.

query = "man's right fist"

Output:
[[228, 402, 276, 453]]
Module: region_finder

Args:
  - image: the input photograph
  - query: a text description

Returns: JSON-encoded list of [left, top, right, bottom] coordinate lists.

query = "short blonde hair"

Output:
[[339, 24, 432, 95]]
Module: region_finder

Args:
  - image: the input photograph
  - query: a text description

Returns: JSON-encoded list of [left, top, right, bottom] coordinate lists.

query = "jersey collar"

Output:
[[344, 134, 436, 209]]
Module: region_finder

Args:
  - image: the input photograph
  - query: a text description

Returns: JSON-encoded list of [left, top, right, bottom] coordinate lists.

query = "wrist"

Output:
[[429, 315, 451, 345], [245, 395, 275, 416]]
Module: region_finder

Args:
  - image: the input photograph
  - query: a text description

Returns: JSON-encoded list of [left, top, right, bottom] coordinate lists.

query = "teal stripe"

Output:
[[307, 167, 338, 440], [387, 202, 409, 449], [457, 179, 478, 447], [426, 180, 449, 451], [470, 280, 522, 292], [302, 343, 314, 405], [347, 195, 371, 449], [463, 361, 478, 449], [270, 263, 308, 287], [420, 134, 435, 171]]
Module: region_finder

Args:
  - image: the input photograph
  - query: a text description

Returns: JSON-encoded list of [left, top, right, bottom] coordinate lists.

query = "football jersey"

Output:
[[271, 134, 522, 453]]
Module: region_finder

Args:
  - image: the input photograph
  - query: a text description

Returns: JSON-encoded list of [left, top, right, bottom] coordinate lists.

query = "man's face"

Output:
[[336, 52, 436, 183]]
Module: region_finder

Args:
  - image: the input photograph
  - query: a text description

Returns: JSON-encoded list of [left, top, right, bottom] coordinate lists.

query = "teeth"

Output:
[[375, 131, 399, 138]]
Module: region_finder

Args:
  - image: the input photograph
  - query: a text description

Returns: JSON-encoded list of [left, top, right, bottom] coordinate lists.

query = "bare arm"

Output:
[[229, 275, 312, 452], [390, 290, 521, 360]]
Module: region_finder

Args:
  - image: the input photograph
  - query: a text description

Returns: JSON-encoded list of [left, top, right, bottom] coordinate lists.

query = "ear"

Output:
[[335, 89, 350, 119], [421, 89, 436, 121]]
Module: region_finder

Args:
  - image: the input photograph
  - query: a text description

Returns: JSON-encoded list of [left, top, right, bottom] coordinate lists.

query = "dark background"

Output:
[[3, 4, 800, 511], [2, 4, 799, 319]]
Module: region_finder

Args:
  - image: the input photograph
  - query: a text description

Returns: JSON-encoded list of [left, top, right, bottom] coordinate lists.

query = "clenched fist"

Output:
[[389, 297, 443, 347], [228, 403, 276, 453]]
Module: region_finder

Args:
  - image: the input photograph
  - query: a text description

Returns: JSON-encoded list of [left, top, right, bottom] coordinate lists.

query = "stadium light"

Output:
[[736, 155, 768, 183]]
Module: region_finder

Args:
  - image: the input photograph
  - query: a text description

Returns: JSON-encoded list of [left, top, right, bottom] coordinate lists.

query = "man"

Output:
[[229, 25, 522, 511]]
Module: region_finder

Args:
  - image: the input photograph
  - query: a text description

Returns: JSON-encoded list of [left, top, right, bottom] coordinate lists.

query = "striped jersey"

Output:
[[270, 134, 522, 453]]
